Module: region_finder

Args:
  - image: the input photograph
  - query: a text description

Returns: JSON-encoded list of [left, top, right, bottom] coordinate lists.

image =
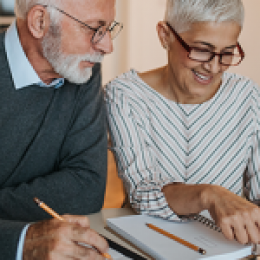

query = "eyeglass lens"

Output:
[[189, 48, 242, 66], [92, 23, 123, 44]]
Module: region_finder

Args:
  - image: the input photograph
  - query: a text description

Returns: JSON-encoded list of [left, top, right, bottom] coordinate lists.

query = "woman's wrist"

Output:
[[200, 184, 222, 210]]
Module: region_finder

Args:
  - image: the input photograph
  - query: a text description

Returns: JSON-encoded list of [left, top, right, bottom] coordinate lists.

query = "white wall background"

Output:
[[229, 0, 260, 84], [102, 0, 167, 85], [102, 0, 260, 86]]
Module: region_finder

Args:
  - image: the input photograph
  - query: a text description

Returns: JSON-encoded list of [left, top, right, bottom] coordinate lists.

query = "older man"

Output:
[[0, 0, 122, 259]]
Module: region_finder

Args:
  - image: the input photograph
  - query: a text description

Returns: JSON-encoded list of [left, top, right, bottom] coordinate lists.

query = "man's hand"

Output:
[[23, 215, 109, 260], [204, 185, 260, 245]]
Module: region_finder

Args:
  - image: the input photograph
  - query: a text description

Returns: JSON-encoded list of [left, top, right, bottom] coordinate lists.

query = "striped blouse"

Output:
[[104, 69, 260, 221]]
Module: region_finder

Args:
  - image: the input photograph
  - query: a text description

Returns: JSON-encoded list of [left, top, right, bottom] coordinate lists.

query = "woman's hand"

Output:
[[205, 185, 260, 245], [163, 183, 260, 244]]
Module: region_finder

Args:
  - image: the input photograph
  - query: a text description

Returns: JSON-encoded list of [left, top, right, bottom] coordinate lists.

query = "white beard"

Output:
[[41, 24, 104, 84]]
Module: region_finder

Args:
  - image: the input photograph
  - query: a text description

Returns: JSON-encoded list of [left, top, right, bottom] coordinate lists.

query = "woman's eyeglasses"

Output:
[[166, 22, 245, 66]]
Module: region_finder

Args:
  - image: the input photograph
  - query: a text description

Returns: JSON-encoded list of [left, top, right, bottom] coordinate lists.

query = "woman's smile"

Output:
[[192, 69, 213, 85]]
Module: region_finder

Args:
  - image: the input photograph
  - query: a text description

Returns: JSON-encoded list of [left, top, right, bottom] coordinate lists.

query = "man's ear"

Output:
[[27, 5, 50, 39], [157, 21, 171, 51]]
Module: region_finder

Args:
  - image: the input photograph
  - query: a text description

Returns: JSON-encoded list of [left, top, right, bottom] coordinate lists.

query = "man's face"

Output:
[[41, 0, 115, 84]]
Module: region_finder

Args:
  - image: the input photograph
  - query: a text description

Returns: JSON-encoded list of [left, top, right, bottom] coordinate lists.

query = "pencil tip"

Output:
[[34, 197, 40, 205], [199, 248, 206, 255]]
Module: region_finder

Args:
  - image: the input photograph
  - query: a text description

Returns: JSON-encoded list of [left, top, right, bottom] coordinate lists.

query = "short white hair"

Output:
[[15, 0, 62, 23], [165, 0, 244, 33]]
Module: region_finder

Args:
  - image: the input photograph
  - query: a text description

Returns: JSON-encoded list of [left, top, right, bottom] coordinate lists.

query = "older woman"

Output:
[[105, 0, 260, 245]]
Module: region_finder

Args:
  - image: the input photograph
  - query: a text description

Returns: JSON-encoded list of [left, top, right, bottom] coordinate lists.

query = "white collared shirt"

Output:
[[5, 21, 64, 89]]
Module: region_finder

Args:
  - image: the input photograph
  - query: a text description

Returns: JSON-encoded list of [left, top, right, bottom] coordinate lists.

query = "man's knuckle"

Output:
[[86, 229, 98, 244]]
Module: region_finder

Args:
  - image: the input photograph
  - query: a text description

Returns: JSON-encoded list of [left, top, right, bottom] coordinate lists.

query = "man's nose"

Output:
[[94, 31, 114, 54]]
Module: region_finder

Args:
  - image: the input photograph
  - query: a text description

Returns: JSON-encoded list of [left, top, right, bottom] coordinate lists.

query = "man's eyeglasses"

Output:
[[166, 22, 245, 66], [43, 5, 123, 45]]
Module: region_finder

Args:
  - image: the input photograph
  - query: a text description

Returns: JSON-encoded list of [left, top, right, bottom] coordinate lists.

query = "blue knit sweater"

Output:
[[0, 31, 107, 259]]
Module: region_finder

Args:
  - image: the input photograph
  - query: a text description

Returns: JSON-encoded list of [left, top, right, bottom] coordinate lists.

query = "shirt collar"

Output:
[[4, 21, 64, 89]]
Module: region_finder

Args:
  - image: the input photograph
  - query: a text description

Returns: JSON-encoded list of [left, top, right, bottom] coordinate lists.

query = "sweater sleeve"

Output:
[[0, 64, 107, 259], [105, 77, 181, 221]]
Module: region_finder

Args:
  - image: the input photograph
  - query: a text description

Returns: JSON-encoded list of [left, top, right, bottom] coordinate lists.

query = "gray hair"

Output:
[[165, 0, 244, 33], [15, 0, 62, 24]]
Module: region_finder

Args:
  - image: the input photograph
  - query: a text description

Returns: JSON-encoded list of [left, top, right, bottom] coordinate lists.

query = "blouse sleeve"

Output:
[[245, 84, 260, 204], [104, 78, 182, 221]]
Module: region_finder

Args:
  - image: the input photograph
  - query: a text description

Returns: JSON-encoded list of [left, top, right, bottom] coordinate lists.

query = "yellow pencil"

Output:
[[34, 197, 111, 259], [146, 223, 206, 255]]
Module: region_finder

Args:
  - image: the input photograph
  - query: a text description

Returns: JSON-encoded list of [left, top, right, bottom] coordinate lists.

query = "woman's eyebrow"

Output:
[[192, 41, 237, 50], [223, 44, 237, 50], [192, 41, 216, 49]]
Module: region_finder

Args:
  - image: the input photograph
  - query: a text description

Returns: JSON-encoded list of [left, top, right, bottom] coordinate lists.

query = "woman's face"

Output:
[[166, 21, 241, 104]]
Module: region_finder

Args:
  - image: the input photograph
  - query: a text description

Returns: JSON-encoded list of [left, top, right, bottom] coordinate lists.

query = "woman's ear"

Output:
[[27, 5, 50, 39], [157, 21, 171, 50]]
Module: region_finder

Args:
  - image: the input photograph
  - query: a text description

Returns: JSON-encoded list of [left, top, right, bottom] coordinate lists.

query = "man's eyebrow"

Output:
[[98, 21, 107, 26], [83, 20, 107, 27]]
